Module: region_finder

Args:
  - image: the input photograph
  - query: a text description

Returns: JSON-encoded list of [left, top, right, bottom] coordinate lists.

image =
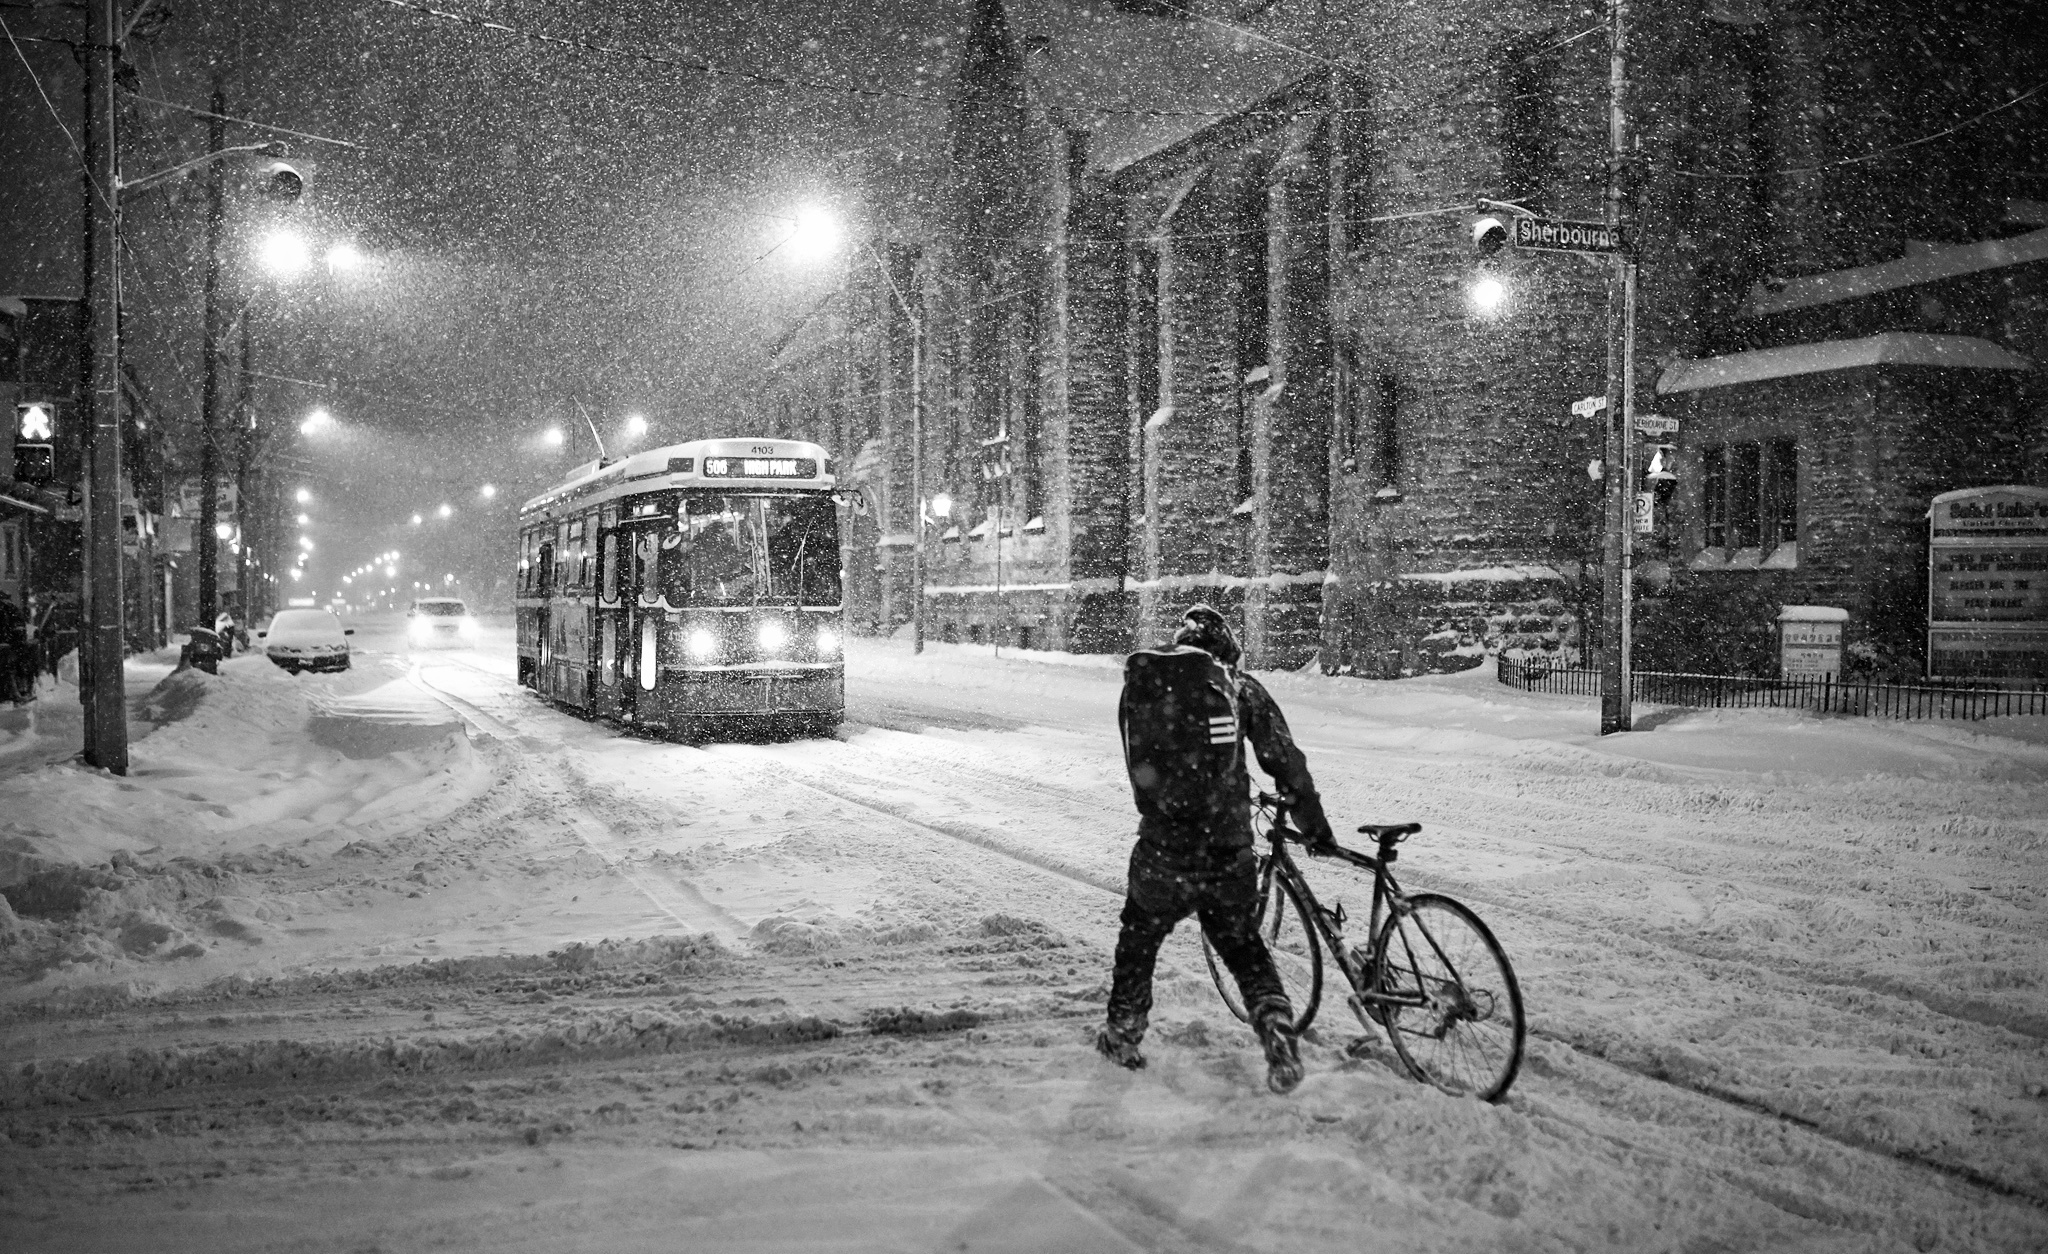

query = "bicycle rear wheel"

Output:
[[1372, 894, 1524, 1102], [1203, 866, 1323, 1033]]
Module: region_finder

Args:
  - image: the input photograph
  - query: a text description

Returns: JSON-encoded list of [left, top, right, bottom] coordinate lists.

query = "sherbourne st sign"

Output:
[[1512, 215, 1628, 256]]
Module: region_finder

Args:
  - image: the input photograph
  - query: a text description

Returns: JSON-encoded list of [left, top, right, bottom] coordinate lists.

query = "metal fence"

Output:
[[1495, 655, 2048, 720]]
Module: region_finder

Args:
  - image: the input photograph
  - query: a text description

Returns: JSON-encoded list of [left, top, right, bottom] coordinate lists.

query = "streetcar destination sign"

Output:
[[1512, 215, 1628, 255]]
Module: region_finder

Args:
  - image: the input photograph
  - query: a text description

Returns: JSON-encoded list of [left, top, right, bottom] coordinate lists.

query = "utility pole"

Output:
[[79, 0, 127, 772], [909, 309, 925, 654], [1598, 0, 1636, 736], [235, 314, 254, 620], [198, 75, 226, 633]]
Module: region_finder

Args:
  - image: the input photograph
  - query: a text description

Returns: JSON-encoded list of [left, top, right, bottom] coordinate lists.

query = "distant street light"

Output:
[[299, 408, 331, 436], [624, 413, 649, 440], [295, 485, 313, 503], [214, 522, 235, 541], [325, 242, 364, 273], [437, 503, 453, 519], [542, 427, 565, 448], [410, 513, 423, 526], [479, 483, 497, 500]]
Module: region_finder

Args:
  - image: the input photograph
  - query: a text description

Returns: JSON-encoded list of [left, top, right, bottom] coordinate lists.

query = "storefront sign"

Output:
[[1927, 486, 2048, 681]]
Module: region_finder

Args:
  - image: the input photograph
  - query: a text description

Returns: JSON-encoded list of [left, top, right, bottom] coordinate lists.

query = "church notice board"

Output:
[[1927, 485, 2048, 681]]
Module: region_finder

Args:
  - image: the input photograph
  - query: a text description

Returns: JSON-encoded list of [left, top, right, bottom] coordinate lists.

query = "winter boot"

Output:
[[1095, 1016, 1147, 1071], [1256, 1013, 1303, 1094]]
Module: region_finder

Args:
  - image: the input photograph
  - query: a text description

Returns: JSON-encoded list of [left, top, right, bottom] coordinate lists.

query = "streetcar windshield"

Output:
[[657, 494, 839, 606]]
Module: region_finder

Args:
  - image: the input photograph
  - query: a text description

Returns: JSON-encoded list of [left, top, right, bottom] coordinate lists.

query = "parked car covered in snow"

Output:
[[406, 597, 478, 649], [259, 609, 354, 673]]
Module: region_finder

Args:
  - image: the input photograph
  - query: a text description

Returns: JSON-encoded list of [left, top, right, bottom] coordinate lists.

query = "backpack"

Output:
[[1119, 647, 1242, 823]]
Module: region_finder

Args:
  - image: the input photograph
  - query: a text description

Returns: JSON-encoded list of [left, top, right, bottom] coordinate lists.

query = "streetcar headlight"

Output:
[[757, 620, 789, 652], [816, 627, 839, 657], [688, 627, 719, 661]]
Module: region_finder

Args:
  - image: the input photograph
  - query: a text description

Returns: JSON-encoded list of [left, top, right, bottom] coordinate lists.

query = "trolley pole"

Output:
[[79, 0, 128, 772], [1598, 0, 1636, 736]]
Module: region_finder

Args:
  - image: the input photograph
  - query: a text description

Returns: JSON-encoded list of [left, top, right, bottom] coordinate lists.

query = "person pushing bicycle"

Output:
[[1099, 603, 1336, 1094]]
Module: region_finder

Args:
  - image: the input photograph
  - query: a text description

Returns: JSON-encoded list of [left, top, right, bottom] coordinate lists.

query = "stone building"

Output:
[[764, 0, 2048, 679]]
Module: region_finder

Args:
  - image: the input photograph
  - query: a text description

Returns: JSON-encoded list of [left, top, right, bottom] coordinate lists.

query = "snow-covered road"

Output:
[[2, 618, 2045, 1251]]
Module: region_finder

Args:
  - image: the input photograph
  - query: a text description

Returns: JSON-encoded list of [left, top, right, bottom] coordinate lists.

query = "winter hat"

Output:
[[1174, 603, 1241, 667]]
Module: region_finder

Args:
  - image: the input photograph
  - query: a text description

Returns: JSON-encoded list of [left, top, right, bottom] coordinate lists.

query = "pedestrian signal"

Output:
[[16, 401, 53, 441], [13, 401, 54, 484]]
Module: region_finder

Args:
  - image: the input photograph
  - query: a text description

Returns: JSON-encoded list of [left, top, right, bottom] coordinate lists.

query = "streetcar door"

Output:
[[597, 520, 622, 702], [535, 540, 554, 693], [635, 531, 663, 693]]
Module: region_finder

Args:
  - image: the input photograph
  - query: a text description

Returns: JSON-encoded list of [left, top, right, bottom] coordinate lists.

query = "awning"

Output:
[[1656, 332, 2031, 395]]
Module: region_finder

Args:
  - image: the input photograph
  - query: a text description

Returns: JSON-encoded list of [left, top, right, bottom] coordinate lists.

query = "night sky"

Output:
[[2, 0, 959, 590]]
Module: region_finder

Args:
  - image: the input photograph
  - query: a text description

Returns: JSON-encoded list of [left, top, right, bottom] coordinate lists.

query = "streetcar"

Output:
[[516, 437, 847, 738]]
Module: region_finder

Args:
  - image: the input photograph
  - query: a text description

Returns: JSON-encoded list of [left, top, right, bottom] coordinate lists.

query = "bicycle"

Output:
[[1202, 792, 1526, 1102]]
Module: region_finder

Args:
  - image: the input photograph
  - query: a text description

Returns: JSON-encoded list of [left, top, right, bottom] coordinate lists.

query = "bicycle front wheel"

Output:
[[1372, 894, 1525, 1102], [1203, 867, 1323, 1034]]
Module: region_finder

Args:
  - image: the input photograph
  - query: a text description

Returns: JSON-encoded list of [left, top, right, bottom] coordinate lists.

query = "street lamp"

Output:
[[624, 413, 649, 440], [542, 426, 565, 449], [410, 513, 423, 526], [325, 242, 364, 273], [256, 229, 312, 278], [295, 485, 313, 504], [299, 408, 332, 436], [479, 483, 497, 500], [437, 503, 453, 519], [1469, 275, 1508, 317]]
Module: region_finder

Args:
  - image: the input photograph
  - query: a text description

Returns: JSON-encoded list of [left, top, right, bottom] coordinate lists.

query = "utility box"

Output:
[[1778, 605, 1847, 680]]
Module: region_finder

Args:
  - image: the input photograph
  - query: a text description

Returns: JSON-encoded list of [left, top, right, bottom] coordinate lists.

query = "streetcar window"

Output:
[[659, 495, 840, 606], [601, 531, 619, 601]]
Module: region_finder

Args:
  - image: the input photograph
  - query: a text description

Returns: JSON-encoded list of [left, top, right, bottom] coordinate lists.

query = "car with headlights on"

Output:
[[407, 597, 478, 649], [258, 609, 353, 673]]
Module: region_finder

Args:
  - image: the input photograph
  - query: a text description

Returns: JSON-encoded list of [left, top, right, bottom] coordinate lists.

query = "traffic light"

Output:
[[1472, 215, 1509, 258], [13, 400, 54, 485]]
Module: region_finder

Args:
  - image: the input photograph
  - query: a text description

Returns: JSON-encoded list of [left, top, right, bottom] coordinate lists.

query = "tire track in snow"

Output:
[[407, 665, 749, 945]]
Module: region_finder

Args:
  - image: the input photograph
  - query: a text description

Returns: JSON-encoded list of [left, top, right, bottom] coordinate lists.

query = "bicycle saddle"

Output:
[[1356, 822, 1421, 840]]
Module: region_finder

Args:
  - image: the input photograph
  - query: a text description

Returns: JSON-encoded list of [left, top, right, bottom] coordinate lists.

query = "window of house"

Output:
[[1130, 245, 1162, 420], [1702, 439, 1798, 555], [1499, 38, 1561, 204], [1766, 439, 1798, 549], [1371, 374, 1400, 489]]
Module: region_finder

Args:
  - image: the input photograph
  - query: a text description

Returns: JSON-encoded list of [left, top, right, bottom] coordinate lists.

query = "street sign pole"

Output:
[[1599, 0, 1635, 736]]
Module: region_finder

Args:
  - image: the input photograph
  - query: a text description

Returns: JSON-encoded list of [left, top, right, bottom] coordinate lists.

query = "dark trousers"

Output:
[[1106, 841, 1290, 1036]]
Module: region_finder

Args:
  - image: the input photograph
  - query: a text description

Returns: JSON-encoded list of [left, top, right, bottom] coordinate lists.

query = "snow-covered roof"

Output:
[[1002, 0, 1321, 174], [1656, 333, 2032, 395], [1744, 228, 2048, 317]]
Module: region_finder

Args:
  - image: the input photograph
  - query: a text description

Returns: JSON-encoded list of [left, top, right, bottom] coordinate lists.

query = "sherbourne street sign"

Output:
[[1512, 215, 1629, 256]]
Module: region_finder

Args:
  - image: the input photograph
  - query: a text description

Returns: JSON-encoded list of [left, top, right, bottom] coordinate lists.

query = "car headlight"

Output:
[[458, 616, 479, 637], [409, 620, 429, 639], [816, 627, 839, 658], [688, 627, 719, 661], [757, 620, 788, 652]]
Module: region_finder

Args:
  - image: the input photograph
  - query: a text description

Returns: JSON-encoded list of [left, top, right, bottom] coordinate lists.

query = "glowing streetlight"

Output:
[[785, 204, 841, 261], [296, 512, 310, 526], [1469, 275, 1508, 317], [298, 536, 314, 551], [410, 513, 423, 526], [214, 521, 235, 541], [289, 568, 303, 582], [929, 492, 952, 521], [542, 427, 565, 448], [294, 485, 314, 504], [299, 409, 331, 437], [437, 503, 453, 519], [325, 242, 364, 273], [256, 229, 312, 277], [624, 413, 649, 439], [479, 483, 497, 500]]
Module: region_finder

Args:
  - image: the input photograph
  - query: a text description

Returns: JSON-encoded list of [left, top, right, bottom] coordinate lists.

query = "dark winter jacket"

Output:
[[1117, 645, 1333, 860]]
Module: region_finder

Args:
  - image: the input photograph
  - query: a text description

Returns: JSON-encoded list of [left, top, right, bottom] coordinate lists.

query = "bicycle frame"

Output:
[[1254, 801, 1440, 1022]]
